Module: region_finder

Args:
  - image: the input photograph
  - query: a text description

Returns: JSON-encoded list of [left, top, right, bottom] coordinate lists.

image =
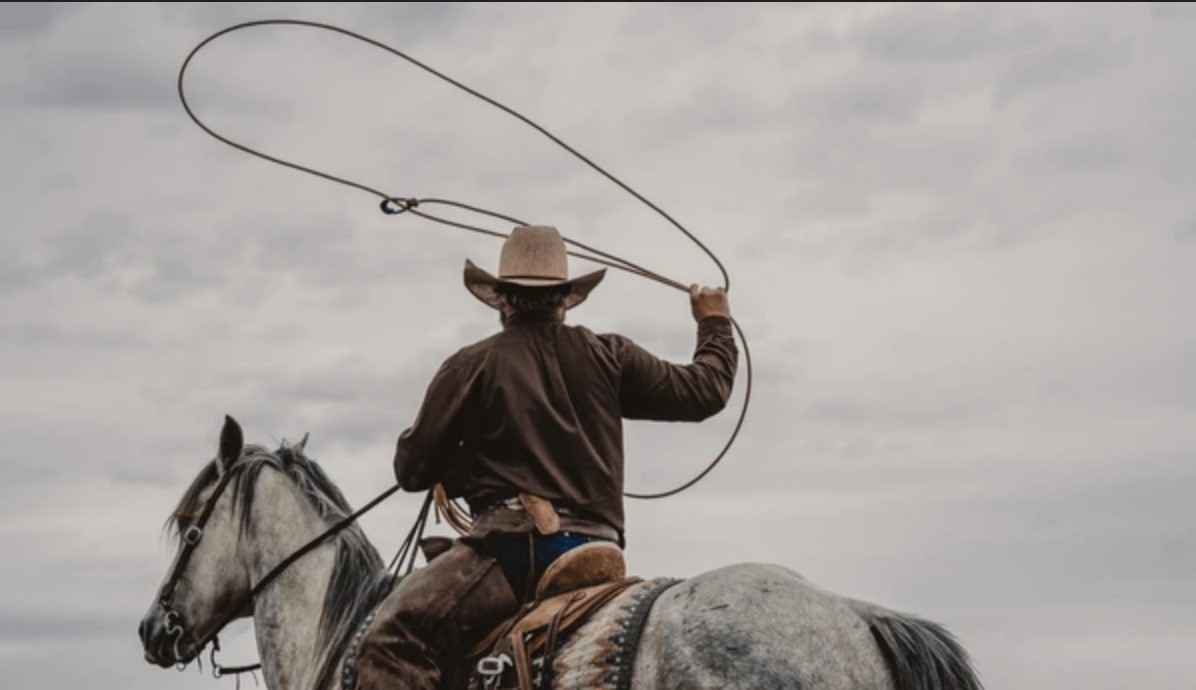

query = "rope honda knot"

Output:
[[380, 197, 418, 215]]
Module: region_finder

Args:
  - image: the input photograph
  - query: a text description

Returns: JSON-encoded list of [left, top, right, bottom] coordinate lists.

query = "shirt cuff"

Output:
[[697, 315, 733, 339]]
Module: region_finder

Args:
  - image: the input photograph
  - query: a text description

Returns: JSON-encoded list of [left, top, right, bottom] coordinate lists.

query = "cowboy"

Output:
[[355, 225, 738, 690]]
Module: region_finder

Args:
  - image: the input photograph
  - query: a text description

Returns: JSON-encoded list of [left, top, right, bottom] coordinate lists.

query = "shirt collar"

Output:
[[503, 309, 565, 329]]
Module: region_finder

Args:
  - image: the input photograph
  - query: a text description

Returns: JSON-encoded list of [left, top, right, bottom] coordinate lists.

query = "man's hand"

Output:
[[690, 285, 731, 322]]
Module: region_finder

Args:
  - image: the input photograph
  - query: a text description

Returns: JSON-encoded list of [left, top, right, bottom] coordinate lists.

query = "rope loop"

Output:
[[178, 19, 752, 502]]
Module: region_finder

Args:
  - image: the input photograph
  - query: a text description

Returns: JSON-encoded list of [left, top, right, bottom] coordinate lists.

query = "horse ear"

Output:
[[217, 415, 244, 475], [294, 433, 310, 453]]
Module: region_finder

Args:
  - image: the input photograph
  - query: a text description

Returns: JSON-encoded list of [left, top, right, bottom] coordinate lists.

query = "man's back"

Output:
[[360, 226, 736, 690], [393, 309, 738, 535]]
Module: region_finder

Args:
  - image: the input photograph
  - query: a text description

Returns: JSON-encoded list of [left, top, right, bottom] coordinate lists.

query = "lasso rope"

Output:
[[178, 19, 753, 505]]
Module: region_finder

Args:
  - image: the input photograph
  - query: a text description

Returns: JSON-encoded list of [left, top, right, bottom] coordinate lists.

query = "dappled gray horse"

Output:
[[139, 417, 983, 689]]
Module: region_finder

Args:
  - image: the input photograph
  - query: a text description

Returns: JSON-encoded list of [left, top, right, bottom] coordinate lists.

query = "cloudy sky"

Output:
[[3, 2, 1195, 688]]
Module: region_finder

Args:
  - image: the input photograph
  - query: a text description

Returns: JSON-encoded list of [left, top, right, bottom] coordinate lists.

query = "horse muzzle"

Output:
[[139, 603, 199, 669]]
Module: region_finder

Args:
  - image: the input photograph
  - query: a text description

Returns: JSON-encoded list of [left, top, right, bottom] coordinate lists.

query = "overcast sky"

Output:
[[2, 2, 1195, 689]]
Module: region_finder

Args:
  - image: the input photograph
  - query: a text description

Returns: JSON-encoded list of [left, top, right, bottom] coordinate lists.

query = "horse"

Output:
[[138, 416, 983, 690]]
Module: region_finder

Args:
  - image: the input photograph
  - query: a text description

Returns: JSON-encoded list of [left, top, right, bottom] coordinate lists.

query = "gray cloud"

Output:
[[3, 5, 299, 115], [3, 321, 142, 349], [0, 2, 82, 38], [1151, 2, 1196, 20], [25, 49, 171, 111], [857, 3, 1040, 64], [0, 611, 129, 640], [993, 38, 1134, 107]]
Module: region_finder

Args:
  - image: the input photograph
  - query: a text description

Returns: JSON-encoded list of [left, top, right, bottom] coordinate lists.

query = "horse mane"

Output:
[[168, 440, 393, 689]]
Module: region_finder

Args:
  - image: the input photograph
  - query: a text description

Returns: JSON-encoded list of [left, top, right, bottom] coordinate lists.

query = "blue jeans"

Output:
[[494, 531, 607, 601]]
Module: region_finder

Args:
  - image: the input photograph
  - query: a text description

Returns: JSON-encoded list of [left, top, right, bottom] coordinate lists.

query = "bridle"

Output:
[[155, 450, 414, 680], [156, 458, 248, 673]]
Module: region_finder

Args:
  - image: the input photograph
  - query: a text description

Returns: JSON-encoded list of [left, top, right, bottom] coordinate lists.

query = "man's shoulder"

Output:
[[440, 331, 504, 369]]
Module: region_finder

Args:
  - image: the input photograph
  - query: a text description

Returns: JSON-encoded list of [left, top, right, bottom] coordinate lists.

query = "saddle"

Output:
[[465, 540, 639, 690]]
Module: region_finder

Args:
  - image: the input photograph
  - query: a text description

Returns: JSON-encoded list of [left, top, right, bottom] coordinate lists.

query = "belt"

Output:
[[495, 496, 583, 517], [470, 494, 582, 517], [470, 495, 624, 547]]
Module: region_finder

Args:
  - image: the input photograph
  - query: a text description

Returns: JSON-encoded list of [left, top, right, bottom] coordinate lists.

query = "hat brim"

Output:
[[464, 260, 606, 311]]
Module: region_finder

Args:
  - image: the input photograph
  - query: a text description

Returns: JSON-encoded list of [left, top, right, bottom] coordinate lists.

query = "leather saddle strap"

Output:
[[512, 632, 534, 690], [539, 591, 580, 690]]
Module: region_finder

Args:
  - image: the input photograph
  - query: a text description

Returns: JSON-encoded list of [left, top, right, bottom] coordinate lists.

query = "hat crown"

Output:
[[498, 226, 568, 281], [462, 224, 607, 311]]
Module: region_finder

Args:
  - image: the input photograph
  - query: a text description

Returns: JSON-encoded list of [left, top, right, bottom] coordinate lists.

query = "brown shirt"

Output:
[[393, 310, 739, 539]]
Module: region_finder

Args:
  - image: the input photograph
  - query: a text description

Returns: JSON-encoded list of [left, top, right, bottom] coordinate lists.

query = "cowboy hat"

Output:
[[463, 225, 606, 311]]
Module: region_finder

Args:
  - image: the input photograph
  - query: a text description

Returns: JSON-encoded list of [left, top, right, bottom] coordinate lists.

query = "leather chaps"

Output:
[[354, 537, 519, 690]]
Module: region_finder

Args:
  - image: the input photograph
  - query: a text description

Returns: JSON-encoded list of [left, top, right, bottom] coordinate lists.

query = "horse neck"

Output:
[[244, 468, 345, 690]]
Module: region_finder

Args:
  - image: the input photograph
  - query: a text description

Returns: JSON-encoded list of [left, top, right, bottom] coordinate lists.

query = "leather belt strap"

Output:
[[518, 494, 561, 535], [491, 495, 581, 517], [470, 494, 623, 546]]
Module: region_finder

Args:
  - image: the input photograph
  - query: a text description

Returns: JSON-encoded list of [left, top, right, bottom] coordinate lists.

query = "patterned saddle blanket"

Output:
[[466, 577, 682, 690]]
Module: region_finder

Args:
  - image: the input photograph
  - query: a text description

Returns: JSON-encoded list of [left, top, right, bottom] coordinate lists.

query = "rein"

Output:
[[178, 19, 754, 502]]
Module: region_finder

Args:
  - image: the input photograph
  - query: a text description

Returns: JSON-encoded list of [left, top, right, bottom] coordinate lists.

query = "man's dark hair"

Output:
[[496, 283, 572, 313]]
